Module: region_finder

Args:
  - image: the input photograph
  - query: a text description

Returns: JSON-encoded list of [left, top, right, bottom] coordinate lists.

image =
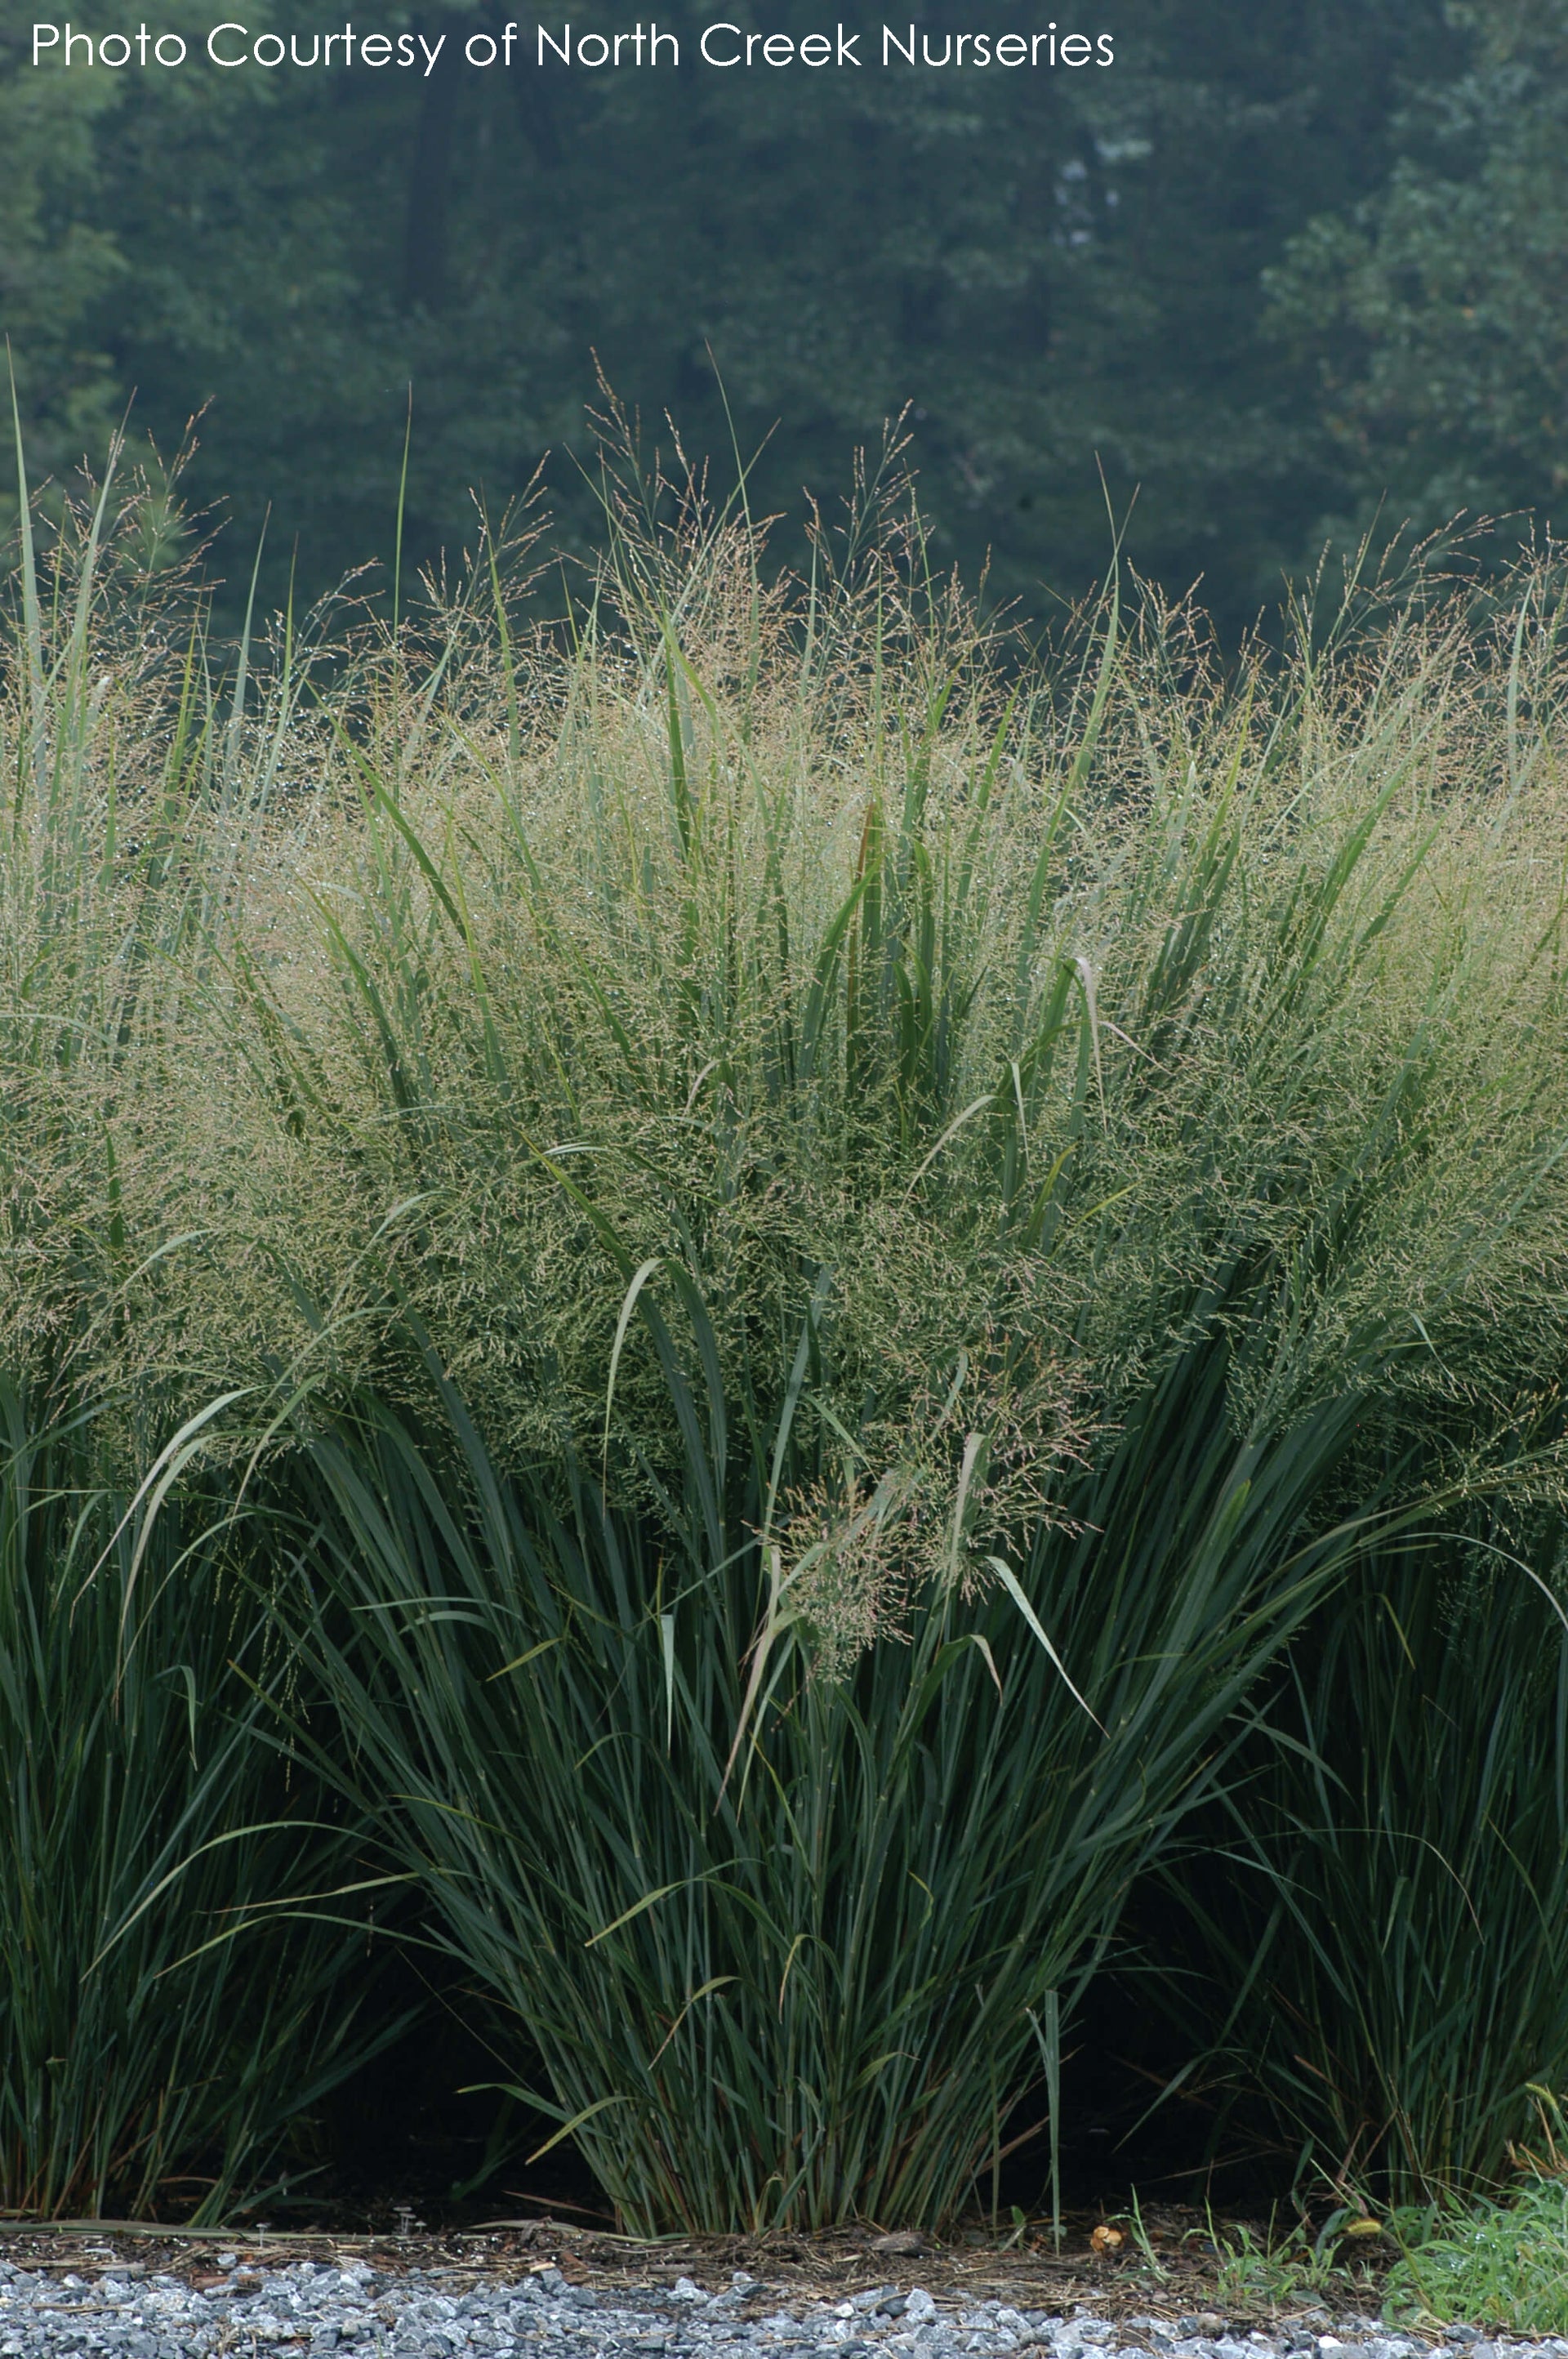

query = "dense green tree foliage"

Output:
[[5, 0, 1560, 631], [1267, 0, 1568, 551], [0, 42, 122, 500]]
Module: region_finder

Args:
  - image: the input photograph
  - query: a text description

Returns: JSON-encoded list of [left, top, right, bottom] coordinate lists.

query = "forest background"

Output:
[[6, 0, 1567, 635]]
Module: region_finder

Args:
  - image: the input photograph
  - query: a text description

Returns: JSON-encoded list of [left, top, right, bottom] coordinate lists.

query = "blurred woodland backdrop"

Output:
[[4, 0, 1568, 631]]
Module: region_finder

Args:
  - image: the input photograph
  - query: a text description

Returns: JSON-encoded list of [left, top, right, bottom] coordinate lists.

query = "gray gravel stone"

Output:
[[0, 2262, 1531, 2359]]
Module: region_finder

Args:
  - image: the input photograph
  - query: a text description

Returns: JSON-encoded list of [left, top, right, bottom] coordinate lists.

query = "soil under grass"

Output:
[[0, 2210, 1394, 2332]]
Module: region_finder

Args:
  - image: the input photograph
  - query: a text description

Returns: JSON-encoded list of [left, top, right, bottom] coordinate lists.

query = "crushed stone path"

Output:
[[1, 2257, 1559, 2359]]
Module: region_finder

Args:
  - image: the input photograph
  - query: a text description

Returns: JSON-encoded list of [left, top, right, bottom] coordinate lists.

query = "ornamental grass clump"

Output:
[[1152, 1512, 1568, 2205], [0, 432, 406, 2220], [7, 436, 1568, 2227], [0, 1381, 401, 2221]]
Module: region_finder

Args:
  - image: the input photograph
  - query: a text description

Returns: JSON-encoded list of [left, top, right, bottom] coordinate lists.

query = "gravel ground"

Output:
[[0, 2246, 1556, 2359]]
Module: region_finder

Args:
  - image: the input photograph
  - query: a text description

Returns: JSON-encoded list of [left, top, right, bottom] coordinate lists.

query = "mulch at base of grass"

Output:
[[0, 2208, 1391, 2329]]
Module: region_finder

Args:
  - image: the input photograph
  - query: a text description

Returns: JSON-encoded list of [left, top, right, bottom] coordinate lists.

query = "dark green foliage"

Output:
[[3, 1, 1490, 634], [1266, 1, 1568, 555], [0, 56, 122, 507], [0, 1384, 400, 2220], [272, 1319, 1396, 2232], [1150, 1518, 1568, 2205]]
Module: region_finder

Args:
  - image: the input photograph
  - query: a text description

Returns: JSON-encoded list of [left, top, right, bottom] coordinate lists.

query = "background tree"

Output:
[[1265, 0, 1568, 558], [8, 0, 1530, 635], [0, 33, 122, 504]]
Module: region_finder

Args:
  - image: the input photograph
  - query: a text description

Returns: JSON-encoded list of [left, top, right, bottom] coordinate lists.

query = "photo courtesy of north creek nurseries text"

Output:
[[33, 18, 1116, 66]]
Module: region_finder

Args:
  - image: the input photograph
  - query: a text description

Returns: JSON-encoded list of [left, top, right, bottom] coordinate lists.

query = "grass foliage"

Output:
[[5, 427, 1568, 2222], [1408, 2177, 1568, 2334], [0, 1385, 397, 2220], [1160, 1525, 1568, 2204], [1386, 2096, 1568, 2331]]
